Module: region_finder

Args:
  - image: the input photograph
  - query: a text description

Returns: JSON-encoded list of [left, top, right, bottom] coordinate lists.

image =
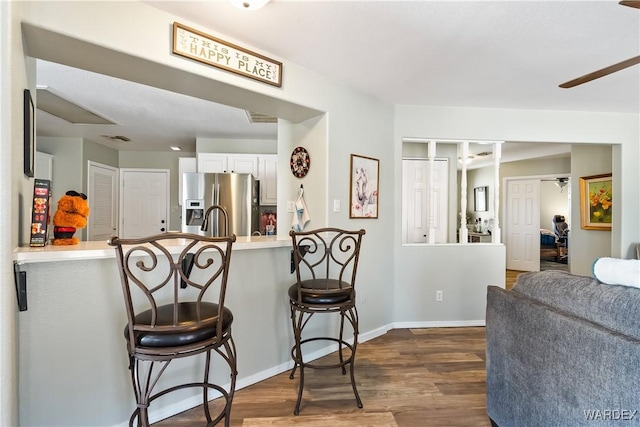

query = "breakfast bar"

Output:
[[13, 235, 313, 426]]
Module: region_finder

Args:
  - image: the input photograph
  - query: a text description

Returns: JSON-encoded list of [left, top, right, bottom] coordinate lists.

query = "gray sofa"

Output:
[[486, 270, 640, 426]]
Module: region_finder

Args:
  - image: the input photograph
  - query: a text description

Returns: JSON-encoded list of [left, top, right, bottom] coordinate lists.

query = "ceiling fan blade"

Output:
[[619, 1, 640, 9], [559, 55, 640, 88]]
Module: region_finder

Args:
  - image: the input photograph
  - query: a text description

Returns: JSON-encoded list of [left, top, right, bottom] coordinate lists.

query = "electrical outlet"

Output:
[[287, 201, 295, 212], [436, 290, 443, 301]]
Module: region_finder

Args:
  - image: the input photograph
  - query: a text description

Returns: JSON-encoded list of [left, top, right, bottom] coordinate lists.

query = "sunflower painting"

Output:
[[580, 173, 612, 230]]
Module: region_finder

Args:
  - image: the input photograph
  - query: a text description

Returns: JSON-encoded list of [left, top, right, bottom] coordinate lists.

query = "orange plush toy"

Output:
[[52, 190, 90, 245]]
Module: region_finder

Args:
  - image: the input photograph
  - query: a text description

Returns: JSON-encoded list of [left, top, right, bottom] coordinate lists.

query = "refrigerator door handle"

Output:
[[214, 182, 220, 236]]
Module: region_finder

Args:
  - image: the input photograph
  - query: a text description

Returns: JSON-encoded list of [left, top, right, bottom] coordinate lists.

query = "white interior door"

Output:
[[87, 161, 118, 241], [506, 179, 540, 271], [120, 169, 170, 238], [402, 159, 448, 243]]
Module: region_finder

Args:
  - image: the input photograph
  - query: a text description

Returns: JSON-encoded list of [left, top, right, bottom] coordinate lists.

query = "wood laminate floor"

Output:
[[153, 327, 490, 427], [505, 270, 522, 290], [507, 261, 570, 290]]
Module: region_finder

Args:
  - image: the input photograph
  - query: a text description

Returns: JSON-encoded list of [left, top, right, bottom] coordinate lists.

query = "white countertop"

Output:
[[13, 234, 292, 264]]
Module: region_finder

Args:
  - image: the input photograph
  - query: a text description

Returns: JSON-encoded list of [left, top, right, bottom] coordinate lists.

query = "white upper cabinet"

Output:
[[228, 154, 258, 176], [197, 153, 259, 175], [197, 153, 228, 173], [259, 155, 277, 206], [197, 153, 277, 206]]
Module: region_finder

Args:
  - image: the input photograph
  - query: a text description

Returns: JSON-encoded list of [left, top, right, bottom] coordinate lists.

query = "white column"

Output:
[[459, 141, 469, 243], [1, 1, 19, 424], [492, 142, 502, 243], [427, 141, 436, 244]]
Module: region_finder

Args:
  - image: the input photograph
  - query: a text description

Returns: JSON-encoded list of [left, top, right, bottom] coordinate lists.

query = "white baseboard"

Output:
[[111, 321, 457, 426], [393, 320, 485, 328]]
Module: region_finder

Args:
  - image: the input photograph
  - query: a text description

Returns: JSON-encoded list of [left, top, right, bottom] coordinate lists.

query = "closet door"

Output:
[[402, 159, 448, 244], [87, 161, 118, 241]]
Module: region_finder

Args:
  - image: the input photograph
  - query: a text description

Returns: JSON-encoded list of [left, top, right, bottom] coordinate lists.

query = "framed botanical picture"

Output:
[[350, 154, 379, 218], [579, 173, 612, 230], [24, 89, 35, 177]]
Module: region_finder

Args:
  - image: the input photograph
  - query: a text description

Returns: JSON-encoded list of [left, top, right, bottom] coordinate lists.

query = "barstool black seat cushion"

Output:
[[288, 279, 353, 305], [124, 302, 233, 348]]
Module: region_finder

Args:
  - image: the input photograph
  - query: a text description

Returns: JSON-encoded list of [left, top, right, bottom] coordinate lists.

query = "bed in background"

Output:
[[540, 229, 566, 262]]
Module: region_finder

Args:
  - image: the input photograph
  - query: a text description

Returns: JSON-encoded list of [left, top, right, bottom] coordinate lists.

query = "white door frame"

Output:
[[119, 168, 170, 238], [503, 172, 570, 271]]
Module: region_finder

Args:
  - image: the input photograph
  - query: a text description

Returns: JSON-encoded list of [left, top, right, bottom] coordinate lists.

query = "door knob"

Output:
[[161, 220, 165, 224], [161, 228, 165, 232]]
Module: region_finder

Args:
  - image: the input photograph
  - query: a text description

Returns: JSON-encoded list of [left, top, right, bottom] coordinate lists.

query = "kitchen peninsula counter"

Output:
[[15, 233, 298, 426], [13, 234, 292, 264]]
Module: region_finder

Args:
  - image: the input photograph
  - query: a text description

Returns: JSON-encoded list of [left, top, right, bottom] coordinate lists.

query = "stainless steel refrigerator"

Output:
[[182, 172, 260, 237]]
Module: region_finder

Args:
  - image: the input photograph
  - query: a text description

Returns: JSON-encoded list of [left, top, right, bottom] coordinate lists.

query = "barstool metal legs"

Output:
[[211, 337, 238, 427], [346, 306, 363, 409], [128, 358, 170, 427], [127, 336, 237, 427], [289, 304, 363, 415]]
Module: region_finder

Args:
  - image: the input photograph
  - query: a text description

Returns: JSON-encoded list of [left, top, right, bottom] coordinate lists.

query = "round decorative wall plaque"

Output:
[[290, 146, 310, 178]]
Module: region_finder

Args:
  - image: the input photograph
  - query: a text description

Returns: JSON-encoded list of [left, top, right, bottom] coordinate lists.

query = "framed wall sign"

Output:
[[24, 89, 35, 177], [350, 154, 379, 218], [172, 22, 282, 87], [579, 173, 612, 230]]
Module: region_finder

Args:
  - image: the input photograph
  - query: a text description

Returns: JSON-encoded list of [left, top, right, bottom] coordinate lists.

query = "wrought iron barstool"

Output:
[[109, 232, 237, 427], [288, 227, 366, 415]]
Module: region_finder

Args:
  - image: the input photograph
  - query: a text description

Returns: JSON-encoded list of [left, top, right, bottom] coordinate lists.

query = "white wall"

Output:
[[36, 136, 83, 209], [467, 166, 494, 226], [4, 2, 38, 424], [394, 244, 506, 325], [1, 1, 20, 425], [196, 137, 277, 154]]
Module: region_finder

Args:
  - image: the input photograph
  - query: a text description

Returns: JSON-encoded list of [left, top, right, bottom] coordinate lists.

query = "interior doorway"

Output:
[[505, 178, 541, 272], [504, 174, 571, 272]]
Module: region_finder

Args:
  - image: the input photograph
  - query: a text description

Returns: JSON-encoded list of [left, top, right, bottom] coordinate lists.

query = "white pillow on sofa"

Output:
[[592, 257, 640, 288]]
